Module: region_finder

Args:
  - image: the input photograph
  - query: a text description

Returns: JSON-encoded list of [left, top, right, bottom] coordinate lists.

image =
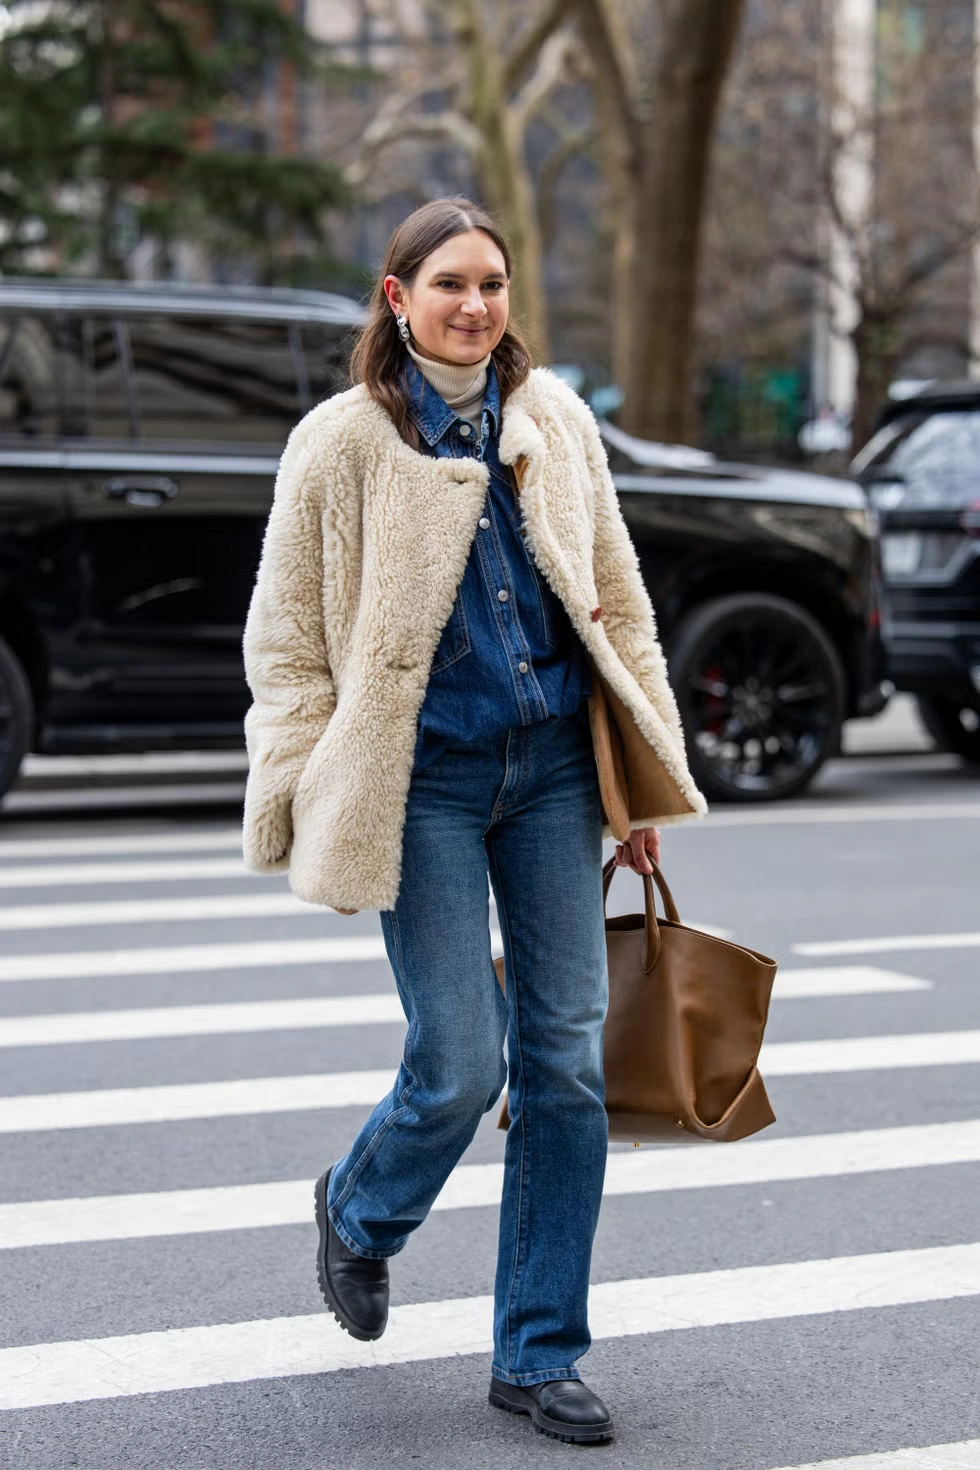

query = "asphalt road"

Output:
[[0, 740, 978, 1470]]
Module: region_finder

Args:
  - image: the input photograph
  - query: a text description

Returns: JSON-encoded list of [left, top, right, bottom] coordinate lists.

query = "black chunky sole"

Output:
[[489, 1379, 614, 1445], [314, 1169, 385, 1342]]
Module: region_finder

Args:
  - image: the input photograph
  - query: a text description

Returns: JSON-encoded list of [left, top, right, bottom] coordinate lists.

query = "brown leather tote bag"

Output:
[[496, 857, 777, 1144]]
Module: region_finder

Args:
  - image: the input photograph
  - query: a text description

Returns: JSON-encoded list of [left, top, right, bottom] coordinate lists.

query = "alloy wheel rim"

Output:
[[685, 614, 834, 795]]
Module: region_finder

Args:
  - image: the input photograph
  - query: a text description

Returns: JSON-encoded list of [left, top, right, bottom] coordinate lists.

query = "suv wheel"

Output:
[[0, 636, 33, 801], [916, 695, 980, 766], [670, 593, 845, 803]]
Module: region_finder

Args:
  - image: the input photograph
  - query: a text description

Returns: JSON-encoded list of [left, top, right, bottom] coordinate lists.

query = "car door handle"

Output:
[[102, 475, 181, 507]]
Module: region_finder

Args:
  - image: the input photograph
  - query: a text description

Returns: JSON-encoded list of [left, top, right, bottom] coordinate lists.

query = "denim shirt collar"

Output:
[[404, 354, 500, 447]]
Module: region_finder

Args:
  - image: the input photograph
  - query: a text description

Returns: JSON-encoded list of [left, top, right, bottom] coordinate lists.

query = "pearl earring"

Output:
[[396, 313, 411, 342]]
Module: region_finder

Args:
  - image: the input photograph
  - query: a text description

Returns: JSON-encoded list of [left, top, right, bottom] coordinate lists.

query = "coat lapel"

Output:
[[499, 385, 598, 638], [358, 402, 489, 673]]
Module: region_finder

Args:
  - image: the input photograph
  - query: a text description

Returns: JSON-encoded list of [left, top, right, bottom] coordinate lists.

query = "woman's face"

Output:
[[384, 230, 510, 366]]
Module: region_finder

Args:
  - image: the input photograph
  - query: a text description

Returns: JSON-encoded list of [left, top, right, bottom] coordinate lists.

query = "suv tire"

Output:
[[669, 593, 846, 803], [0, 635, 33, 801], [916, 695, 980, 766]]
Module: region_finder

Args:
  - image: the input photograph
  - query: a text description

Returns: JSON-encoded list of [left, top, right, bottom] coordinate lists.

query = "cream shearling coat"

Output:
[[242, 366, 706, 912]]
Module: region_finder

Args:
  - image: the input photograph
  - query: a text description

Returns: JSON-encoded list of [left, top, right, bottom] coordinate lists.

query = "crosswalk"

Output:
[[3, 1120, 980, 1251], [0, 968, 932, 1046], [1, 818, 977, 1465], [3, 1243, 979, 1411]]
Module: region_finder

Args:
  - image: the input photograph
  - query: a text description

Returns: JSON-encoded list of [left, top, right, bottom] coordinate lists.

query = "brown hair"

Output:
[[349, 196, 533, 449]]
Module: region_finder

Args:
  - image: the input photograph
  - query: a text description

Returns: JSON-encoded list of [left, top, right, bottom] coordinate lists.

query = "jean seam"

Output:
[[430, 596, 471, 674], [526, 553, 554, 651], [388, 908, 420, 1103], [489, 842, 528, 1376], [332, 905, 420, 1228], [489, 727, 512, 824], [330, 1091, 415, 1222]]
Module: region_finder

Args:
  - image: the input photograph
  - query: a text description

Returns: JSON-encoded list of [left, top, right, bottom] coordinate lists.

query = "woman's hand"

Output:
[[614, 826, 660, 874]]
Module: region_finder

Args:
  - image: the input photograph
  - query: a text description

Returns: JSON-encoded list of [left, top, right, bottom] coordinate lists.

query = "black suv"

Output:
[[852, 382, 980, 765], [0, 279, 886, 805], [600, 422, 887, 800]]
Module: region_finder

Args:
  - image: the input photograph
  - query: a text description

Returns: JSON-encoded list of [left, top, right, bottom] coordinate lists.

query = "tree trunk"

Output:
[[569, 0, 639, 389], [620, 0, 745, 442], [460, 3, 551, 358], [477, 121, 550, 359], [851, 311, 902, 455]]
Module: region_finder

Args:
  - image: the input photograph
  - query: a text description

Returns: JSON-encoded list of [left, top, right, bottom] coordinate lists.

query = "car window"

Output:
[[59, 316, 138, 441], [124, 314, 302, 448], [0, 314, 60, 442], [857, 409, 980, 506], [301, 323, 353, 405]]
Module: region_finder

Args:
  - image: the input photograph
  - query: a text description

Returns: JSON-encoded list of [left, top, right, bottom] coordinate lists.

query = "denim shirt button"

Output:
[[518, 661, 528, 673], [497, 589, 509, 602], [479, 517, 490, 530], [459, 423, 472, 437]]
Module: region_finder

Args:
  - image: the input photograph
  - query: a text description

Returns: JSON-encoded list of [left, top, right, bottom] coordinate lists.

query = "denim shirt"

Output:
[[407, 357, 591, 771]]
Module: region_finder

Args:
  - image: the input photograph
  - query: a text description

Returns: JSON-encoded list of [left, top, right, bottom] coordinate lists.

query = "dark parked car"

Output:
[[0, 279, 886, 805], [852, 382, 980, 765], [0, 279, 362, 801], [599, 421, 887, 801]]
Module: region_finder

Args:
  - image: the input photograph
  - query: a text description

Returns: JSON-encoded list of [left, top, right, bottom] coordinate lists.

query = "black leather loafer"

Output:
[[489, 1376, 614, 1444], [314, 1168, 389, 1341]]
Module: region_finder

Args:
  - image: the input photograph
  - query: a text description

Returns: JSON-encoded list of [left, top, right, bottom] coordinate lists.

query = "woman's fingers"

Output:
[[626, 830, 651, 874], [614, 829, 661, 872]]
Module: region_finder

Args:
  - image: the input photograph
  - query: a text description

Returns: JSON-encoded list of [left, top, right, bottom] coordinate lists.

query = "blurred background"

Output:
[[3, 0, 980, 805], [3, 0, 980, 463]]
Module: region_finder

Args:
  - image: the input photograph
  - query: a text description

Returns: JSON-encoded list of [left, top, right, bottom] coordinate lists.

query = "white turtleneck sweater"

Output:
[[406, 341, 491, 431]]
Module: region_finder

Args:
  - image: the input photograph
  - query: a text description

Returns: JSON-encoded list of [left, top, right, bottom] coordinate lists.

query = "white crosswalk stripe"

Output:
[[0, 969, 931, 1047], [2, 1029, 978, 1133], [0, 856, 257, 889], [0, 937, 396, 983], [795, 932, 980, 957], [0, 830, 242, 861], [760, 1030, 980, 1075], [2, 1120, 979, 1251], [0, 1069, 394, 1132], [2, 1242, 979, 1411], [772, 1445, 980, 1470], [0, 892, 322, 929], [703, 801, 980, 827]]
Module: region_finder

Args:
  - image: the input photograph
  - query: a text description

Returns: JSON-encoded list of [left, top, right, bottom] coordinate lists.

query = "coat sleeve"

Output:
[[577, 404, 687, 753], [241, 427, 337, 873]]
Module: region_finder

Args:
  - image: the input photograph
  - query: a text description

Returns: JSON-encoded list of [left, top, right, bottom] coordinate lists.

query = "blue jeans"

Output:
[[326, 703, 609, 1386]]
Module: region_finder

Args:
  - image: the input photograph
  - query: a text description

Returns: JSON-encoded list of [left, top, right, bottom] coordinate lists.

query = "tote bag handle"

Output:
[[601, 855, 680, 973]]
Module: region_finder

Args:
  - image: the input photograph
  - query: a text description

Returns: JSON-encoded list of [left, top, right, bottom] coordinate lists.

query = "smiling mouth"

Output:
[[451, 325, 487, 333]]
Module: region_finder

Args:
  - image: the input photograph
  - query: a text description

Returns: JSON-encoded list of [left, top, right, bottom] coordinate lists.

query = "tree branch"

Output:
[[537, 122, 596, 247], [570, 0, 640, 144], [344, 106, 483, 188], [503, 0, 573, 90], [511, 27, 576, 133]]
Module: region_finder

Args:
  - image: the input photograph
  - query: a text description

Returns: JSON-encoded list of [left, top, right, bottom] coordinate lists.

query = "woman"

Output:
[[242, 197, 705, 1445]]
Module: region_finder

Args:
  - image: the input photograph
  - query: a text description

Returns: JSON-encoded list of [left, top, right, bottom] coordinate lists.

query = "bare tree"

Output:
[[716, 0, 980, 454], [571, 0, 746, 442], [339, 0, 582, 357]]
